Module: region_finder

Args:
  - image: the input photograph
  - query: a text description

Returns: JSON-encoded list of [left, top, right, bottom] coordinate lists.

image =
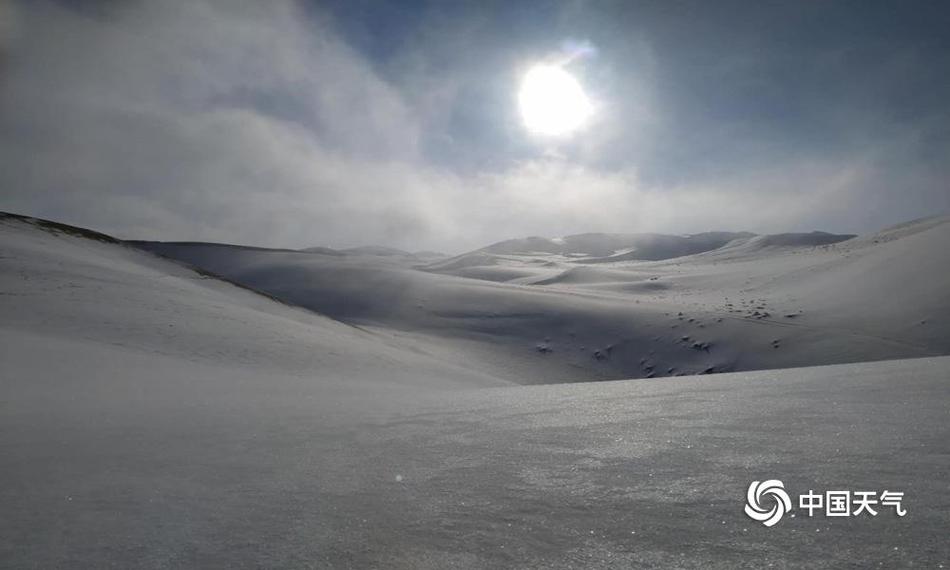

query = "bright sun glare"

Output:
[[518, 64, 592, 137]]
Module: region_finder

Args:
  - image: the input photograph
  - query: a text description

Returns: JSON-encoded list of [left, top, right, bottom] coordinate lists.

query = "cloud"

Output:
[[0, 0, 946, 253]]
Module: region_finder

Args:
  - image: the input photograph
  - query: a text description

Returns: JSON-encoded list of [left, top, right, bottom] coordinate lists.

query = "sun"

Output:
[[518, 64, 593, 137]]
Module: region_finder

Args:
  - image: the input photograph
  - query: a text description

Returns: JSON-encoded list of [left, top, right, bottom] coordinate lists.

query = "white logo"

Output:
[[743, 481, 906, 526], [745, 479, 792, 527]]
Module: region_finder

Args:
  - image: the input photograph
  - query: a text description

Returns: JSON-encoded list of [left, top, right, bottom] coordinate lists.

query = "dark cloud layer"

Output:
[[1, 0, 948, 252]]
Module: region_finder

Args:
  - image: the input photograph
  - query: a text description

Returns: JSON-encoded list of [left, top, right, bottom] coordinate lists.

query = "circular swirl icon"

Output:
[[744, 480, 792, 527]]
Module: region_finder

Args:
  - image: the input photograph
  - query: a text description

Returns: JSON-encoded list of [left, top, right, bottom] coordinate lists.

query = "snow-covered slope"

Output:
[[477, 231, 759, 258], [137, 216, 950, 383], [0, 213, 507, 392], [427, 230, 854, 275], [3, 323, 948, 567], [426, 230, 856, 280], [2, 212, 949, 568]]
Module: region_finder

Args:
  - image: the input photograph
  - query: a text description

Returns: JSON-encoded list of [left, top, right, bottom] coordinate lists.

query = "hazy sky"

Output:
[[1, 0, 948, 252]]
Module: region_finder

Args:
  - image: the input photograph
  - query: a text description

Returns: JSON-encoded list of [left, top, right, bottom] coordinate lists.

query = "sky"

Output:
[[1, 0, 948, 252]]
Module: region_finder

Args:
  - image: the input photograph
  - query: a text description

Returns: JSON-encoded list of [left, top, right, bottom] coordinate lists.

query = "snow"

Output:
[[2, 212, 949, 567], [137, 216, 950, 384], [0, 215, 507, 393]]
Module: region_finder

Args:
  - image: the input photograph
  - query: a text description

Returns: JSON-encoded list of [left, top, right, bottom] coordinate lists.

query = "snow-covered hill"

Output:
[[477, 231, 760, 258], [2, 211, 949, 568], [137, 216, 950, 383], [0, 213, 506, 393]]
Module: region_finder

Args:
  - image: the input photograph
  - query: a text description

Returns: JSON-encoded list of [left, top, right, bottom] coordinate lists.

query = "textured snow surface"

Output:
[[2, 214, 949, 568], [140, 216, 950, 383]]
